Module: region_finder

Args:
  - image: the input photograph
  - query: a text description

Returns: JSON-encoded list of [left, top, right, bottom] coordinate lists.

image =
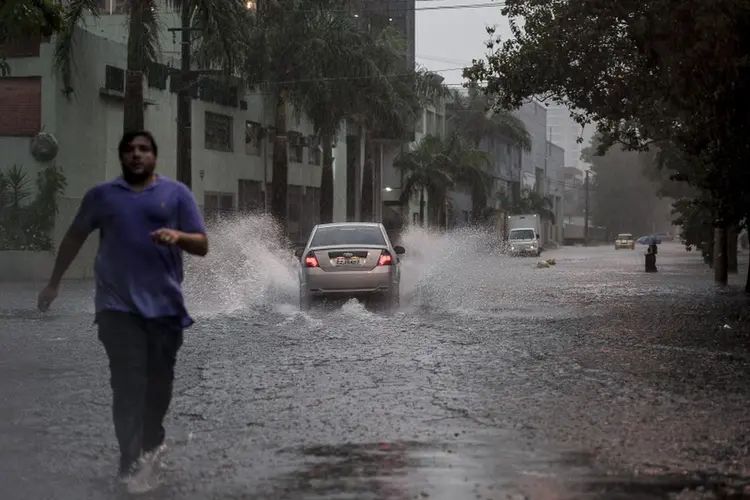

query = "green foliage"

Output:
[[447, 86, 531, 152], [0, 0, 64, 75], [395, 133, 492, 225], [0, 164, 67, 251], [671, 197, 713, 249], [53, 0, 249, 92], [464, 0, 750, 226], [494, 188, 555, 224]]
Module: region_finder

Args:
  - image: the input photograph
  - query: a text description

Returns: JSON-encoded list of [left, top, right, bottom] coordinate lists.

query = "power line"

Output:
[[245, 66, 466, 86], [275, 2, 505, 14]]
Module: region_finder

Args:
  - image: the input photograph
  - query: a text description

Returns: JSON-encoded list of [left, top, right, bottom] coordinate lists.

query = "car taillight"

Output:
[[377, 251, 393, 266], [304, 254, 319, 267]]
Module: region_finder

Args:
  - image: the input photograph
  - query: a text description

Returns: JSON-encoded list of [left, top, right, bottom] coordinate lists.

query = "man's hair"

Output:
[[118, 131, 158, 157]]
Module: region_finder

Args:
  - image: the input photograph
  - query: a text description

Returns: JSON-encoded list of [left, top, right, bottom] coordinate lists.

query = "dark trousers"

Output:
[[96, 310, 183, 474]]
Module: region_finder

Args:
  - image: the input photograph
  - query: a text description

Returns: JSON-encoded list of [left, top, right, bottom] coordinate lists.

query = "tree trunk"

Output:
[[175, 3, 192, 189], [746, 253, 750, 294], [319, 133, 334, 223], [360, 138, 373, 222], [270, 91, 288, 231], [418, 189, 425, 226], [470, 187, 485, 224], [727, 225, 738, 273], [124, 4, 146, 133], [713, 226, 728, 284]]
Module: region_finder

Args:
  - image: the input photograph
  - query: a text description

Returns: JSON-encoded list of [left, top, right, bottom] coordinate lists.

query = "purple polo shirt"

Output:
[[72, 175, 206, 327]]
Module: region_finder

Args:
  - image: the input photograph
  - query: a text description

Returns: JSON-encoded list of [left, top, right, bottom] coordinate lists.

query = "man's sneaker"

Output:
[[118, 451, 164, 495], [144, 444, 168, 470]]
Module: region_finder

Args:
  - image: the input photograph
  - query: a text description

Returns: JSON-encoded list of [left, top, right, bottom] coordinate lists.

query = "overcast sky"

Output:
[[415, 0, 512, 88]]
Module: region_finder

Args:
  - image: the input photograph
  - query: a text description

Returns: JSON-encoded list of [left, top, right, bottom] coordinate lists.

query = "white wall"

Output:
[[514, 100, 548, 179], [0, 26, 325, 280]]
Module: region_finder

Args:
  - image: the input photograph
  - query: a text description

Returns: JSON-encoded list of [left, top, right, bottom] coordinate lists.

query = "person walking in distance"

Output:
[[37, 131, 208, 493]]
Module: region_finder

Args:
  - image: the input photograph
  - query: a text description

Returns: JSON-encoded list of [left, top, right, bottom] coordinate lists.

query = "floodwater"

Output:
[[2, 217, 750, 499]]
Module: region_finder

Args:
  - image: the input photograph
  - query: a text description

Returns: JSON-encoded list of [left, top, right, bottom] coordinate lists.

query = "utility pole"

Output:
[[584, 169, 590, 245]]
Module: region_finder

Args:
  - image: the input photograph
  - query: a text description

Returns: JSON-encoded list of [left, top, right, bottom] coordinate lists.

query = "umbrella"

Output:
[[637, 235, 661, 245]]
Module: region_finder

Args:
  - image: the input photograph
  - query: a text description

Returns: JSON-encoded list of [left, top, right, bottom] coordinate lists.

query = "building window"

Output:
[[0, 77, 41, 136], [205, 111, 233, 152], [0, 35, 42, 58], [245, 121, 262, 156], [238, 179, 264, 212], [288, 132, 303, 163], [203, 191, 234, 222]]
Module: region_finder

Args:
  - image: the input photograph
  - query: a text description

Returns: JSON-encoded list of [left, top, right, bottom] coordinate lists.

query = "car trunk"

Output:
[[312, 247, 384, 272]]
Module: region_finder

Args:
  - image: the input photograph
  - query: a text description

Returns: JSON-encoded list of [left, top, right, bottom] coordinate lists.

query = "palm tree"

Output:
[[444, 132, 493, 222], [448, 86, 531, 150], [295, 19, 410, 224], [495, 187, 555, 222], [447, 86, 531, 220], [356, 64, 450, 222], [244, 0, 380, 229], [53, 0, 248, 133], [394, 135, 454, 226]]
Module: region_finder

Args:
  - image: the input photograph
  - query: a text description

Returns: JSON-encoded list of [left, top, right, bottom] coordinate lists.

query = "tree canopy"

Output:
[[464, 0, 750, 226], [0, 0, 63, 75]]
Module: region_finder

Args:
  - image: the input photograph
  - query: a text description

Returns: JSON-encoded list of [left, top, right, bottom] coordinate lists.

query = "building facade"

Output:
[[546, 103, 595, 172], [0, 23, 330, 279]]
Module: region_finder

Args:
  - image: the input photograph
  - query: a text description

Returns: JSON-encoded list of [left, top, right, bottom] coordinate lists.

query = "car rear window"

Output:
[[310, 226, 386, 247]]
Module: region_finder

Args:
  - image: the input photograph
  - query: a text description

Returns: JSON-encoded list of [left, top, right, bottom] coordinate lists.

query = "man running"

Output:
[[37, 131, 208, 493]]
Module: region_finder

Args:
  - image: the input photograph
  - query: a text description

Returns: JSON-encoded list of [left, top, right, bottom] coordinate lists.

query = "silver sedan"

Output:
[[295, 222, 405, 310]]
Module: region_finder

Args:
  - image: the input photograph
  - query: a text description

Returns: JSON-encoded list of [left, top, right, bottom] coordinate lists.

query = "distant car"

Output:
[[295, 222, 404, 311], [615, 233, 636, 250]]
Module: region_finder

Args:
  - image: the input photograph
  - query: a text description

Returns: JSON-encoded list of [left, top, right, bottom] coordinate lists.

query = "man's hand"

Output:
[[38, 285, 58, 312], [151, 228, 182, 245], [151, 228, 208, 256]]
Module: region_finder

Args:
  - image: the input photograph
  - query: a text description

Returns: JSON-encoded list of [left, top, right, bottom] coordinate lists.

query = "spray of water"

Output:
[[398, 225, 529, 313], [183, 213, 298, 315], [182, 215, 537, 317]]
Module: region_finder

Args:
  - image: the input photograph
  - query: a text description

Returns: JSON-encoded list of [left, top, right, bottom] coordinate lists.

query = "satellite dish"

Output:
[[30, 132, 59, 162]]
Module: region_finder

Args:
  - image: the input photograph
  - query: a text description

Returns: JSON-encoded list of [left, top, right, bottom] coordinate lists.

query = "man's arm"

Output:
[[177, 232, 208, 256], [47, 188, 98, 287], [48, 227, 89, 287], [176, 183, 208, 257]]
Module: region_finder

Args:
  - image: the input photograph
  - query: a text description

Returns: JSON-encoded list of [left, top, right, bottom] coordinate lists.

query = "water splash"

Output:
[[183, 213, 298, 315], [398, 225, 546, 313], [182, 216, 551, 317]]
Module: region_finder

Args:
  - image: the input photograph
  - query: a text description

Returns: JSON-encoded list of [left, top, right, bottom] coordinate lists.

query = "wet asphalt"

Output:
[[2, 227, 750, 500]]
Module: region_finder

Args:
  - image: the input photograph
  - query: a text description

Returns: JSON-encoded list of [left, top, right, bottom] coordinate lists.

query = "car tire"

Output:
[[299, 290, 311, 311]]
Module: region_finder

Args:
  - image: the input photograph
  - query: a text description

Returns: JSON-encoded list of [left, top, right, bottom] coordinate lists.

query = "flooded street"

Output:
[[2, 223, 750, 499]]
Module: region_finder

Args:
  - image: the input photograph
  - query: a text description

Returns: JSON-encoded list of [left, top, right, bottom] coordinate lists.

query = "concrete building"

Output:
[[381, 98, 448, 231], [512, 99, 565, 245], [563, 166, 586, 217], [546, 103, 595, 171], [0, 21, 331, 279]]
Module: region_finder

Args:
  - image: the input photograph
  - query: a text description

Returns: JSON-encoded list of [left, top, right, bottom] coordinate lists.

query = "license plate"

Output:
[[335, 257, 360, 265]]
